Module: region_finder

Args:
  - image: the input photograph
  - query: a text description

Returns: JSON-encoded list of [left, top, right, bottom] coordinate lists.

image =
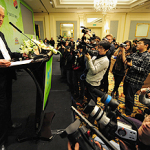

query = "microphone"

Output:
[[9, 22, 22, 33], [9, 22, 41, 55], [93, 88, 119, 111]]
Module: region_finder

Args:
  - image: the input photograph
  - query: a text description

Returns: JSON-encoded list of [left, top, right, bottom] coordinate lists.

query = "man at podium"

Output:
[[0, 5, 27, 149]]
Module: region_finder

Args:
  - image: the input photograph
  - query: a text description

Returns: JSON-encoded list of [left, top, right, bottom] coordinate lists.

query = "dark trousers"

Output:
[[73, 70, 85, 98], [123, 80, 142, 115], [66, 70, 73, 94], [113, 74, 124, 92], [85, 81, 99, 104], [0, 71, 12, 144], [100, 69, 109, 93]]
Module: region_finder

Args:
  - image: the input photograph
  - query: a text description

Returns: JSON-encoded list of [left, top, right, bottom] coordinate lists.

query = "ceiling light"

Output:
[[50, 1, 53, 4], [94, 0, 117, 14]]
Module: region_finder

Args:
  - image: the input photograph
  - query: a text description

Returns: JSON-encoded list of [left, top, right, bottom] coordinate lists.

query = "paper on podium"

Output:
[[10, 59, 33, 67]]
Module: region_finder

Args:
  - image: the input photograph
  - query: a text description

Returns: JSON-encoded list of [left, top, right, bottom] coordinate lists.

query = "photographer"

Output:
[[111, 41, 132, 99], [72, 47, 86, 103], [85, 40, 110, 104], [69, 38, 75, 51], [60, 41, 69, 79], [122, 38, 150, 116], [63, 46, 74, 94], [139, 87, 150, 108], [100, 34, 115, 93]]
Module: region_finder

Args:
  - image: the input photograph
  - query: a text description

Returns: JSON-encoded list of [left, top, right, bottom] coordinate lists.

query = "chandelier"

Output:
[[94, 0, 117, 14]]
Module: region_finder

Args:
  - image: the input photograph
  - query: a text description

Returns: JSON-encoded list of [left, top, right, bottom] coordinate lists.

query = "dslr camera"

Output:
[[119, 43, 127, 48], [84, 44, 98, 57], [126, 56, 132, 62], [84, 48, 98, 57]]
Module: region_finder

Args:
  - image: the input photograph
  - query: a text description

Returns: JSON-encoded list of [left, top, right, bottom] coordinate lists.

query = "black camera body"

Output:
[[57, 35, 65, 47], [119, 43, 127, 48], [60, 119, 101, 150], [84, 48, 98, 57], [81, 26, 91, 34], [126, 56, 132, 62], [73, 49, 80, 55]]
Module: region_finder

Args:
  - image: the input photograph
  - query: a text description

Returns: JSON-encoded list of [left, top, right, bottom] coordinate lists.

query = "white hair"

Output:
[[0, 5, 5, 11]]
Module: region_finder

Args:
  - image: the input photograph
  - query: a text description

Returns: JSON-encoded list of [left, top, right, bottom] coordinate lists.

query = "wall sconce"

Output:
[[105, 22, 109, 33]]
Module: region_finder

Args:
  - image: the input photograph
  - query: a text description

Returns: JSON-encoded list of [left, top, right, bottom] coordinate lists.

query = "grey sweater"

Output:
[[86, 56, 109, 86]]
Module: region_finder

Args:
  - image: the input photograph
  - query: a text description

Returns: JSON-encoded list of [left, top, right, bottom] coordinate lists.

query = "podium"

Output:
[[10, 54, 55, 142]]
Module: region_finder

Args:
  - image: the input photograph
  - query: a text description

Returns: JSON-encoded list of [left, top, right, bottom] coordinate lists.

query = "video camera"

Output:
[[60, 89, 138, 150], [60, 119, 101, 150], [84, 99, 137, 142], [57, 35, 65, 47], [81, 26, 91, 34], [83, 88, 138, 149]]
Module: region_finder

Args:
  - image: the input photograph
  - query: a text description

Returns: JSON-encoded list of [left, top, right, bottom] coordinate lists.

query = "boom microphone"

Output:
[[9, 22, 40, 54]]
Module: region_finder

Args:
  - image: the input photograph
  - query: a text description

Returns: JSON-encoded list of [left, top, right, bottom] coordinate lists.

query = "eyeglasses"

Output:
[[98, 46, 104, 50]]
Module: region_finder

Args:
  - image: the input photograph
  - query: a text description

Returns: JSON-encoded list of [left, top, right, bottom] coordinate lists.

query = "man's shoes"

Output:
[[0, 145, 6, 150], [11, 122, 22, 129], [116, 91, 119, 99], [111, 91, 115, 98]]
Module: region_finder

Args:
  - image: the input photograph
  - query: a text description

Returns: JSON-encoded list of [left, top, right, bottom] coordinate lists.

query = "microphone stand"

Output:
[[9, 22, 41, 55]]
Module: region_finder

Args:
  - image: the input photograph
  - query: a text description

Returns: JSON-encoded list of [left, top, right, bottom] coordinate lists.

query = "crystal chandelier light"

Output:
[[94, 0, 117, 14]]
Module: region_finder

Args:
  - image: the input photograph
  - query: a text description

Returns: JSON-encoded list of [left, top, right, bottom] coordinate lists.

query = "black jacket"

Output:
[[0, 31, 22, 79]]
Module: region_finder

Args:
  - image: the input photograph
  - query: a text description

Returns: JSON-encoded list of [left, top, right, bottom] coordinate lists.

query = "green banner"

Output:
[[43, 56, 53, 110], [0, 0, 34, 52]]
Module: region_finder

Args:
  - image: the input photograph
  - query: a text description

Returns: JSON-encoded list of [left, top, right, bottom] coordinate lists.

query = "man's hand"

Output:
[[0, 59, 11, 68], [85, 53, 91, 60], [61, 45, 65, 49], [77, 51, 80, 57], [68, 141, 106, 150], [22, 53, 28, 58], [68, 142, 79, 150], [140, 87, 150, 95]]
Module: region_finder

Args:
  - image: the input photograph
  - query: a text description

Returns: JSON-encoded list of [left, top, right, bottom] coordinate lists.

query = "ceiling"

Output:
[[22, 0, 150, 13]]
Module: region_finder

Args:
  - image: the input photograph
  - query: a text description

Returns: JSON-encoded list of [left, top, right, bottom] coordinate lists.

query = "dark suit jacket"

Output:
[[0, 31, 22, 59], [0, 31, 22, 79]]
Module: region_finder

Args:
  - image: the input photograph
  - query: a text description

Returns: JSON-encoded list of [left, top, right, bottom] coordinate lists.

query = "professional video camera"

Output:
[[83, 88, 138, 149], [81, 26, 91, 34], [57, 35, 65, 47], [60, 119, 102, 150]]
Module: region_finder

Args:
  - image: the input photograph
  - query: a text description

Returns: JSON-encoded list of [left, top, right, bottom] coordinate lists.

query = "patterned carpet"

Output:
[[72, 72, 149, 147], [75, 72, 148, 118]]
